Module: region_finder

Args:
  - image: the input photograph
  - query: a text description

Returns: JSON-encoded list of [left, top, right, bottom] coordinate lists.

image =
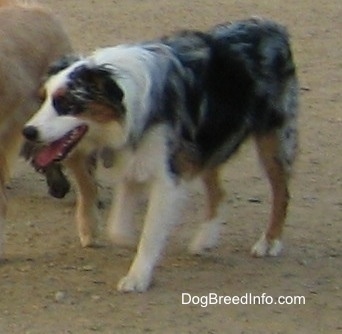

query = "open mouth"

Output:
[[33, 124, 88, 169]]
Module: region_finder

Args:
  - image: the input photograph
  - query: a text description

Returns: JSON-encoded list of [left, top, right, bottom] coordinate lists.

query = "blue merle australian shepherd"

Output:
[[23, 18, 298, 292]]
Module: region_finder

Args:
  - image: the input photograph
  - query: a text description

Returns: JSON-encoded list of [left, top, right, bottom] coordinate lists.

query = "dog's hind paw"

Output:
[[251, 234, 283, 257], [117, 273, 151, 293], [188, 222, 221, 255]]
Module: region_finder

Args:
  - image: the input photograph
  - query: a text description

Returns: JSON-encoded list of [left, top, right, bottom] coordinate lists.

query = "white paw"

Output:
[[117, 273, 151, 293], [189, 222, 221, 255], [251, 234, 283, 257]]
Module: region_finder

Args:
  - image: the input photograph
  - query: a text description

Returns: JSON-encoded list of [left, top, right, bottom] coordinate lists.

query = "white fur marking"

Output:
[[189, 220, 222, 255], [189, 201, 226, 255], [25, 62, 88, 144], [251, 233, 283, 257], [107, 181, 139, 248], [117, 177, 186, 292]]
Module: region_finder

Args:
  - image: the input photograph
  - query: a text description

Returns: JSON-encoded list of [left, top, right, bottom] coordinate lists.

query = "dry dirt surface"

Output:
[[1, 0, 341, 333]]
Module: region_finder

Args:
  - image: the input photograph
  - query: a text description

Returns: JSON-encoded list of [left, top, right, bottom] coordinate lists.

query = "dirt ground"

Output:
[[0, 0, 341, 333]]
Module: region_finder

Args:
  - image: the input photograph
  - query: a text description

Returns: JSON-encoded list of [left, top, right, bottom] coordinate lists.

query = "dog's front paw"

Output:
[[117, 273, 151, 293], [251, 234, 283, 257]]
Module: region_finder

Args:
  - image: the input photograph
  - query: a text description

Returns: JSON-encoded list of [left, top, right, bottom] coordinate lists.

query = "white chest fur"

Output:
[[110, 125, 169, 184]]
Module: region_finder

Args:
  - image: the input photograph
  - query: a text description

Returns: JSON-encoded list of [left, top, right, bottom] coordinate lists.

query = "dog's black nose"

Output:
[[22, 126, 39, 141]]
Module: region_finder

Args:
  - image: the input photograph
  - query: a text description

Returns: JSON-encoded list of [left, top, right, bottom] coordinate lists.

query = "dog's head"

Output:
[[23, 55, 125, 169]]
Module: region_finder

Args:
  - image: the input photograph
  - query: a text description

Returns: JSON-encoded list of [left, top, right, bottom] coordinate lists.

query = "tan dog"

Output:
[[0, 0, 72, 258]]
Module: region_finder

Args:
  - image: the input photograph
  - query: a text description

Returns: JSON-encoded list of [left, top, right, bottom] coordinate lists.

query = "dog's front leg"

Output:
[[117, 176, 186, 292], [107, 180, 141, 248]]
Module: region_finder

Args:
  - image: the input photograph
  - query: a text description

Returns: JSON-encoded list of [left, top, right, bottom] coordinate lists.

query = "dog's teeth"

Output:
[[63, 138, 73, 147]]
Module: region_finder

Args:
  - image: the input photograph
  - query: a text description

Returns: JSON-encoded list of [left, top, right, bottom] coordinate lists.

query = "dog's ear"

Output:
[[67, 65, 125, 122], [102, 74, 124, 105], [72, 65, 124, 104], [47, 55, 81, 76]]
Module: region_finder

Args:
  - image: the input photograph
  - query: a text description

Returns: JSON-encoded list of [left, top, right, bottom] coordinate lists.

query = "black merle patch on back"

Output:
[[161, 19, 297, 168]]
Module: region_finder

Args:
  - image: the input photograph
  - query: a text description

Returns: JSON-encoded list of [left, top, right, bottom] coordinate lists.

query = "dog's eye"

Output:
[[53, 95, 73, 115]]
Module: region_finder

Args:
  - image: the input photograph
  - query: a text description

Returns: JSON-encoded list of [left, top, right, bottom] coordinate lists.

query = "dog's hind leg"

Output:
[[251, 127, 297, 257], [65, 152, 99, 247], [189, 169, 226, 254]]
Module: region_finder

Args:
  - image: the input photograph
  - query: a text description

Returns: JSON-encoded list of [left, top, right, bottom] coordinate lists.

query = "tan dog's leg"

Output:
[[189, 169, 226, 254], [0, 156, 7, 258], [251, 130, 296, 257], [65, 152, 99, 247], [0, 123, 22, 258]]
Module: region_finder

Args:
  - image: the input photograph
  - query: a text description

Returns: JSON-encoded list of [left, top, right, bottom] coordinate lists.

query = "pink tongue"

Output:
[[33, 138, 67, 168], [32, 124, 88, 169]]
